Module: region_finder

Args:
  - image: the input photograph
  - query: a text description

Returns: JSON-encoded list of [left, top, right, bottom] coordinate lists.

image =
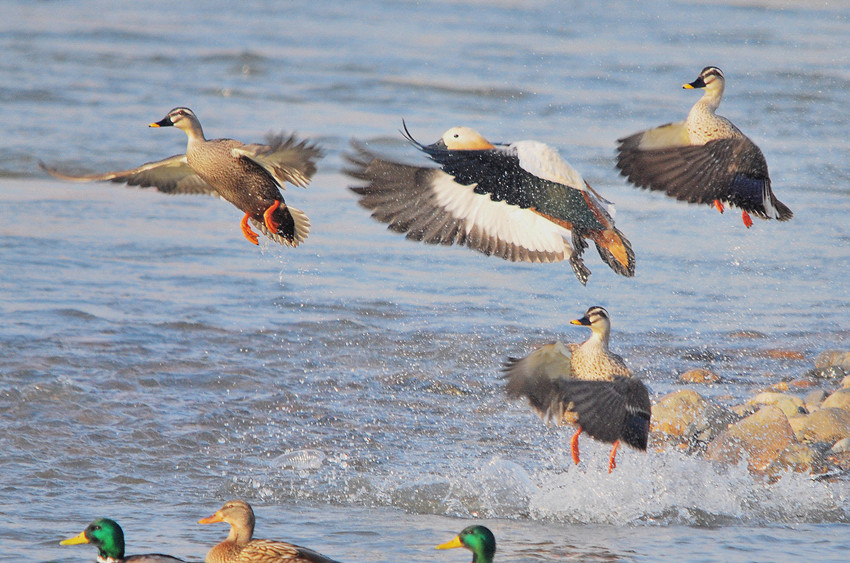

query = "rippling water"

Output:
[[2, 1, 849, 561]]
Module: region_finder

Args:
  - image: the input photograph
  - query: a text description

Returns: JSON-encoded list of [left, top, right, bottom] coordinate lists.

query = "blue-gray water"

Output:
[[2, 1, 849, 561]]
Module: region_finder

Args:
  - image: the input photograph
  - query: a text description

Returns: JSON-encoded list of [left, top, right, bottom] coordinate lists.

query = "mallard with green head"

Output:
[[60, 517, 184, 562], [436, 525, 496, 563]]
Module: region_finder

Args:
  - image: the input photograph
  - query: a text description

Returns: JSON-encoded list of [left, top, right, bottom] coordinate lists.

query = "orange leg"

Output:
[[570, 427, 582, 465], [741, 211, 753, 229], [712, 199, 725, 214], [263, 200, 282, 233], [240, 213, 259, 245], [608, 440, 621, 473]]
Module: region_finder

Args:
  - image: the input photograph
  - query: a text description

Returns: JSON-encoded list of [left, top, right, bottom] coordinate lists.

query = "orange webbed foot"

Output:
[[263, 200, 282, 233], [570, 427, 582, 465], [240, 213, 259, 245], [608, 440, 620, 473], [712, 199, 725, 214], [742, 211, 753, 228]]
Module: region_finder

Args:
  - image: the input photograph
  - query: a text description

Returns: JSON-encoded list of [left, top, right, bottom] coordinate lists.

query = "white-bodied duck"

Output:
[[616, 66, 792, 228], [41, 107, 323, 246], [346, 123, 635, 285]]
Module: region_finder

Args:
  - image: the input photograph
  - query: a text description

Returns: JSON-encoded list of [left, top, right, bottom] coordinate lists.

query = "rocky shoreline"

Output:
[[650, 350, 850, 480]]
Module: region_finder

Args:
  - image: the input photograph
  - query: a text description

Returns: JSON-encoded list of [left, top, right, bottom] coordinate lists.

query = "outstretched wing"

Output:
[[232, 133, 323, 189], [503, 342, 575, 420], [345, 141, 572, 264], [415, 142, 610, 232], [617, 132, 792, 221], [554, 377, 651, 450], [39, 155, 218, 196]]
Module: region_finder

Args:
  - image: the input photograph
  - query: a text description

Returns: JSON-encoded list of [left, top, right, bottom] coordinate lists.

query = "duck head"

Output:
[[61, 517, 126, 561]]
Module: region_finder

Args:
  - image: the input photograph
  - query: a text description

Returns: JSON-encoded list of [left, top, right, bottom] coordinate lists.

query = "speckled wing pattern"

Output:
[[416, 142, 609, 232], [231, 133, 324, 189], [345, 141, 571, 263], [549, 376, 651, 450], [616, 132, 793, 220], [237, 539, 342, 563], [39, 155, 218, 196]]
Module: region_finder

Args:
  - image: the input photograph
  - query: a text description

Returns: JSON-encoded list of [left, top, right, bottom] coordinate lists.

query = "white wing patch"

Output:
[[513, 141, 586, 189], [429, 171, 572, 257]]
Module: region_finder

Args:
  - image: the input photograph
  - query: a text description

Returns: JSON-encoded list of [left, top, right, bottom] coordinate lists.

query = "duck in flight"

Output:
[[616, 66, 792, 228], [346, 123, 635, 285], [41, 107, 323, 246]]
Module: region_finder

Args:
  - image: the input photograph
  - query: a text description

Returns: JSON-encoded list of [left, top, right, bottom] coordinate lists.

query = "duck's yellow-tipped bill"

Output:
[[148, 122, 161, 128], [682, 83, 695, 89], [198, 511, 224, 525], [436, 535, 464, 550], [60, 531, 89, 545]]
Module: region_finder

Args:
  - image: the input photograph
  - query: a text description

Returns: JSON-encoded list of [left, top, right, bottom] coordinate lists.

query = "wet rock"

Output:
[[748, 392, 807, 417], [704, 405, 797, 473], [759, 349, 806, 360], [795, 408, 850, 443], [803, 389, 828, 410], [651, 390, 709, 437], [844, 375, 850, 389], [815, 350, 850, 371], [787, 414, 809, 438], [787, 379, 818, 390], [806, 365, 847, 380], [830, 437, 850, 454], [730, 403, 760, 417], [678, 368, 721, 384], [765, 443, 824, 477], [769, 382, 790, 392], [821, 389, 850, 413]]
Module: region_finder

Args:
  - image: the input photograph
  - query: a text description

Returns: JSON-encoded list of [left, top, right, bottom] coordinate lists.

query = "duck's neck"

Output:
[[182, 120, 206, 146], [692, 83, 724, 116], [226, 521, 253, 547], [583, 328, 611, 352]]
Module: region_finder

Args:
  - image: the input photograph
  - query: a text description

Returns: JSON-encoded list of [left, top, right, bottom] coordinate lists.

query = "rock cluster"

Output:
[[650, 349, 850, 479]]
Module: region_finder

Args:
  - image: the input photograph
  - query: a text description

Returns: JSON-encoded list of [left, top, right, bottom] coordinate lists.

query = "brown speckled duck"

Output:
[[41, 107, 323, 246], [198, 500, 341, 563], [616, 66, 792, 228], [504, 306, 650, 472]]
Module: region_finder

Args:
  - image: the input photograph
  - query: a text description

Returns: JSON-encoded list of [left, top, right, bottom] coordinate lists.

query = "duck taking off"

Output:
[[345, 123, 635, 285], [41, 107, 323, 246], [503, 306, 650, 472], [616, 66, 792, 228]]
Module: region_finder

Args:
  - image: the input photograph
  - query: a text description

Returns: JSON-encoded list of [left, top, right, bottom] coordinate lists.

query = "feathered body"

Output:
[[199, 500, 340, 563], [504, 307, 650, 472], [41, 107, 322, 246], [616, 66, 792, 227], [346, 124, 634, 285], [60, 518, 184, 563]]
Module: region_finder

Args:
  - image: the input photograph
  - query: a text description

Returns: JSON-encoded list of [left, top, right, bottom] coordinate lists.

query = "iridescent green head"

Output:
[[61, 517, 125, 560], [436, 525, 496, 563]]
